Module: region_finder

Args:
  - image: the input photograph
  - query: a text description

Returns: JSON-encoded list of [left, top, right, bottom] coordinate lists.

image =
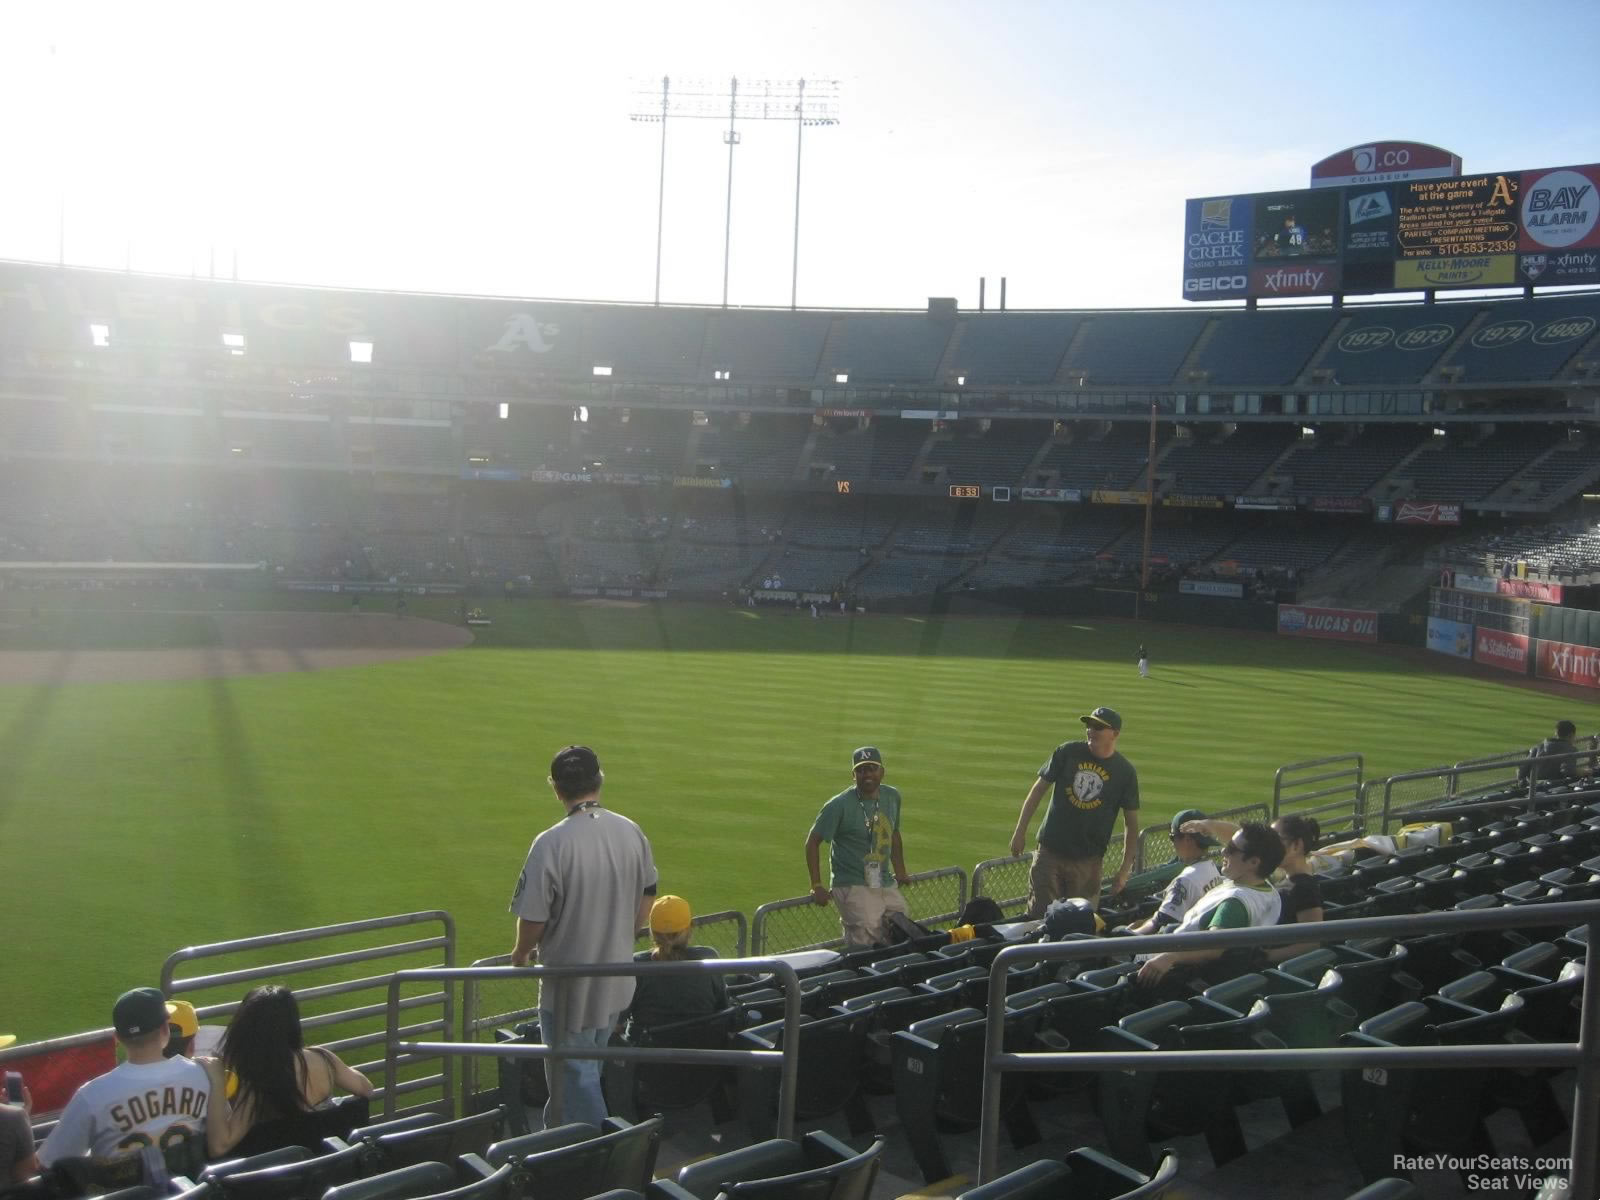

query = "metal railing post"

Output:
[[974, 899, 1600, 1186], [1569, 913, 1600, 1200]]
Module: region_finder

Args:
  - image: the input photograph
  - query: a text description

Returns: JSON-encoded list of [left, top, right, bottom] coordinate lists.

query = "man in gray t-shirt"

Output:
[[510, 745, 658, 1128]]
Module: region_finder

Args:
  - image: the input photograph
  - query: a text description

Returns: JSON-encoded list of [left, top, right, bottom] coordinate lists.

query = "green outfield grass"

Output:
[[2, 590, 1595, 1040]]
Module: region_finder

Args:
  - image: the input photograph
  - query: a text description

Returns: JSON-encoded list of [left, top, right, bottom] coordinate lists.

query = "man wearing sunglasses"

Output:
[[1135, 822, 1283, 987]]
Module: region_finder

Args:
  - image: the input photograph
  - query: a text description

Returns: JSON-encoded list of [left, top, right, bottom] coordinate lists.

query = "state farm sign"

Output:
[[1474, 628, 1529, 673], [1537, 639, 1600, 689], [1277, 604, 1379, 643]]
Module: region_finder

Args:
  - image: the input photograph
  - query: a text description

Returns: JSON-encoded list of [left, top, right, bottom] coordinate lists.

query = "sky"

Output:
[[1, 0, 1597, 312]]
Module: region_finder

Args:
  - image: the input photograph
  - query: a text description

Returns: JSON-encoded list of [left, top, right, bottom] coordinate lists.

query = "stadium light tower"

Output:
[[630, 76, 839, 309]]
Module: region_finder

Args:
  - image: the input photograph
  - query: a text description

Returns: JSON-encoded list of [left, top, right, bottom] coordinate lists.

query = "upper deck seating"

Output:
[[583, 308, 707, 382], [924, 424, 1049, 487], [1316, 305, 1467, 385], [951, 315, 1080, 385], [826, 315, 951, 384], [1038, 426, 1159, 490], [1193, 310, 1335, 387], [703, 311, 831, 381], [1449, 295, 1600, 383], [1060, 313, 1207, 386]]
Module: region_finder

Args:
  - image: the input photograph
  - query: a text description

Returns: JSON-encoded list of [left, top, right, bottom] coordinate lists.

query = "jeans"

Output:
[[539, 1008, 613, 1129]]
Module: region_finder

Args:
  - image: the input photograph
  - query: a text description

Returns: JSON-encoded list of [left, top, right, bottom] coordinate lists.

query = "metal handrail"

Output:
[[385, 957, 804, 1139], [1380, 748, 1599, 831], [975, 899, 1600, 1193]]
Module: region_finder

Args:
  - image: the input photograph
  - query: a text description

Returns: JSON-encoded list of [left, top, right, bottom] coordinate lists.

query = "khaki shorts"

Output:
[[1026, 846, 1103, 918], [832, 884, 909, 949]]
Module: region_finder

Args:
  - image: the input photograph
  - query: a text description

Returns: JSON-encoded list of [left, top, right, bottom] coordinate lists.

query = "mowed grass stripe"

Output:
[[1, 594, 1594, 1038]]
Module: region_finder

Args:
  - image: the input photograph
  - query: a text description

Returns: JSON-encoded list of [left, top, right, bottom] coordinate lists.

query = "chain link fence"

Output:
[[749, 868, 966, 954], [1134, 801, 1272, 874], [631, 910, 747, 958], [970, 855, 1031, 918]]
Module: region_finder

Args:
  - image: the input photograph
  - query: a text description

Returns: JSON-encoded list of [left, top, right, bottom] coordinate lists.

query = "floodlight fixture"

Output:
[[222, 332, 245, 348], [629, 75, 840, 308], [90, 322, 110, 348], [349, 340, 373, 364], [498, 403, 510, 420], [834, 372, 849, 384], [592, 365, 613, 377]]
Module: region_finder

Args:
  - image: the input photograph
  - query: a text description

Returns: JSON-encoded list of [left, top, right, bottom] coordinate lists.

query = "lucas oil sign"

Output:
[[1277, 604, 1379, 644]]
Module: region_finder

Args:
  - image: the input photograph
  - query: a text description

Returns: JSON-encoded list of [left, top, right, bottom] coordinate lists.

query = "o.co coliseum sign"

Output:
[[1276, 604, 1379, 643]]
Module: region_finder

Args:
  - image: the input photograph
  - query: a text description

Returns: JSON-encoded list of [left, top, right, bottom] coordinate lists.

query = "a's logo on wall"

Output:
[[487, 315, 561, 354]]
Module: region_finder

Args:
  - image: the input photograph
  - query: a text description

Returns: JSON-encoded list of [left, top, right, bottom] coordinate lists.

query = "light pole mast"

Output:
[[630, 76, 839, 308], [721, 76, 740, 309]]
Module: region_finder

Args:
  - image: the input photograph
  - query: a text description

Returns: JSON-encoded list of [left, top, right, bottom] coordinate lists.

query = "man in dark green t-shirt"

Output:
[[1010, 706, 1140, 916], [805, 746, 913, 949]]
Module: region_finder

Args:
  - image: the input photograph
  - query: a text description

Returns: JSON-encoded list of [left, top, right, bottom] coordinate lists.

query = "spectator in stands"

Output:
[[806, 746, 914, 949], [1181, 814, 1324, 962], [1125, 809, 1220, 935], [1135, 823, 1284, 987], [623, 895, 728, 1043], [1010, 707, 1140, 916], [1518, 719, 1581, 784], [1, 1065, 39, 1184], [161, 1001, 199, 1060], [38, 988, 225, 1168], [202, 984, 373, 1157], [510, 745, 659, 1128]]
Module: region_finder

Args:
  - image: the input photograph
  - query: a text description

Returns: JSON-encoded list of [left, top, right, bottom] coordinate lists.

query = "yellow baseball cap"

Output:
[[650, 895, 692, 935], [166, 1001, 199, 1039]]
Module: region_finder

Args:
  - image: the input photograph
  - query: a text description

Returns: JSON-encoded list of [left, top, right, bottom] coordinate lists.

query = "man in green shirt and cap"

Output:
[[805, 746, 913, 949]]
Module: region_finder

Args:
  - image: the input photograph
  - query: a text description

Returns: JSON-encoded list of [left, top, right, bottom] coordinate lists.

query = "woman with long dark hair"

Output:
[[201, 985, 373, 1157]]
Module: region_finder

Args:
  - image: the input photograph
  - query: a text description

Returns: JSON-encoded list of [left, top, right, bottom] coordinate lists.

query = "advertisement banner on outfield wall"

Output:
[[1499, 578, 1564, 602], [1092, 489, 1151, 505], [1536, 639, 1600, 688], [1454, 573, 1500, 594], [1393, 501, 1462, 525], [1426, 617, 1474, 659], [1019, 487, 1082, 503], [1309, 497, 1369, 513], [1475, 628, 1530, 673], [1277, 604, 1379, 643], [1181, 580, 1245, 599]]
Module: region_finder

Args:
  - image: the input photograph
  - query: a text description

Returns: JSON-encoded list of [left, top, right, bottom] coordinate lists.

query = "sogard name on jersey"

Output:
[[111, 1085, 208, 1132]]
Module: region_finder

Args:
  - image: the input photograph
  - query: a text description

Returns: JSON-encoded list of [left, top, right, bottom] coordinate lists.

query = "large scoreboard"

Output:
[[1182, 162, 1600, 301]]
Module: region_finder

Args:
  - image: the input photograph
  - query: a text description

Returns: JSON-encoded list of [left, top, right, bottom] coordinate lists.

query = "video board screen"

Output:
[[1183, 162, 1600, 300]]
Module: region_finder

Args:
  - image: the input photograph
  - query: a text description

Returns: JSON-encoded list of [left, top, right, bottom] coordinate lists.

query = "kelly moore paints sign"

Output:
[[1277, 604, 1378, 643]]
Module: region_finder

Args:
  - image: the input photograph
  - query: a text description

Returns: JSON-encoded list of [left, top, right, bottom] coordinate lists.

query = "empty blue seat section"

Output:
[[925, 424, 1048, 486], [1402, 428, 1562, 502], [582, 308, 708, 381], [1277, 427, 1427, 498], [1318, 305, 1465, 385], [1039, 426, 1157, 490], [1062, 313, 1206, 386], [1194, 310, 1335, 386], [1161, 426, 1295, 496], [828, 315, 952, 383], [954, 316, 1079, 385], [1451, 295, 1600, 383], [704, 312, 831, 381]]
